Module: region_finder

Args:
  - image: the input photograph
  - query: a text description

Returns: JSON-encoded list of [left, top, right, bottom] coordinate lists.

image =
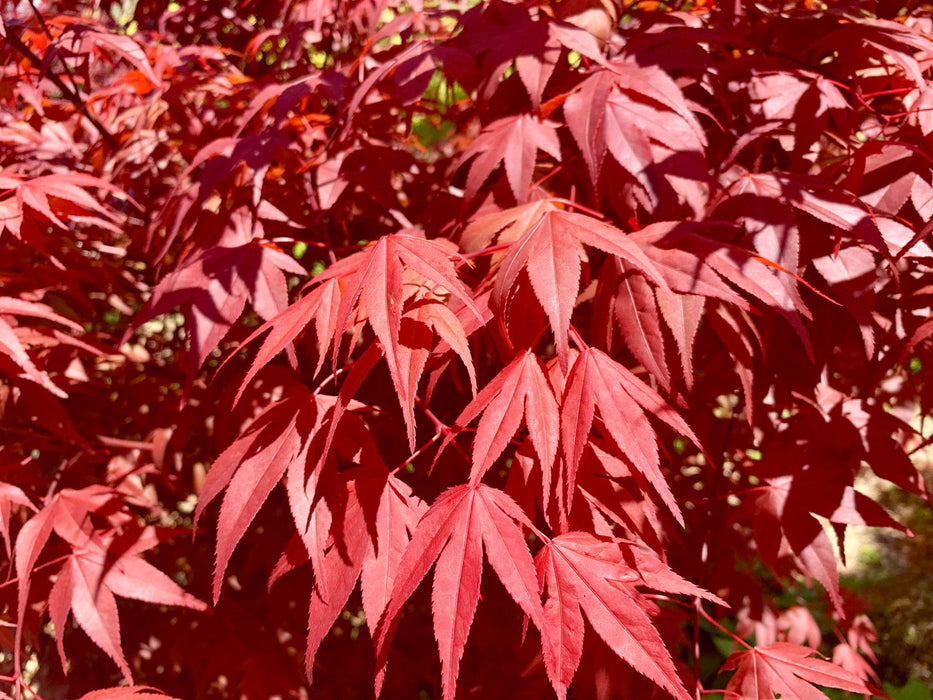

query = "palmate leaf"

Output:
[[197, 382, 391, 605], [459, 114, 561, 203], [73, 688, 182, 700], [312, 230, 482, 450], [15, 488, 117, 599], [0, 296, 83, 397], [303, 469, 421, 682], [66, 22, 161, 87], [561, 347, 699, 525], [725, 172, 888, 255], [564, 59, 707, 199], [0, 171, 124, 240], [229, 230, 480, 450], [463, 1, 603, 109], [195, 386, 314, 603], [730, 69, 849, 166], [721, 642, 876, 699], [753, 483, 844, 617], [486, 202, 668, 369], [535, 532, 692, 700], [15, 490, 205, 684], [49, 530, 207, 683], [753, 468, 908, 617], [816, 16, 933, 92], [466, 1, 556, 110], [375, 483, 546, 700], [631, 220, 814, 356], [199, 377, 424, 679], [436, 351, 559, 493], [131, 240, 306, 376]]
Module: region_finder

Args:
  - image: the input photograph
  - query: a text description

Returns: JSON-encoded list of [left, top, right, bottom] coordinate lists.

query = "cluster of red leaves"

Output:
[[2, 0, 932, 698]]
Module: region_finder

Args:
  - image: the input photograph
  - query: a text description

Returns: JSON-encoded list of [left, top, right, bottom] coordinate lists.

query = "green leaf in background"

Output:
[[885, 679, 933, 700]]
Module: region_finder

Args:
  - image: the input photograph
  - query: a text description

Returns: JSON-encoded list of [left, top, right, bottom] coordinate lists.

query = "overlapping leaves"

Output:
[[3, 1, 930, 699]]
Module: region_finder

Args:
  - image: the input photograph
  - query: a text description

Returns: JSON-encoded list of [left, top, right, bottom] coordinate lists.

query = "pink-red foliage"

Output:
[[1, 1, 932, 698]]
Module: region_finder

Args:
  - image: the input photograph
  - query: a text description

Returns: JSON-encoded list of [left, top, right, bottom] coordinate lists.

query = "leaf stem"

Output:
[[0, 554, 71, 592]]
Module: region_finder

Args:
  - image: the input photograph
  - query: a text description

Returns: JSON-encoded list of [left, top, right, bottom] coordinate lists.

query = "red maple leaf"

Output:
[[438, 350, 559, 493], [49, 529, 207, 682], [721, 642, 877, 699], [535, 532, 692, 700], [15, 488, 204, 683], [309, 230, 481, 450], [564, 60, 707, 207], [375, 483, 546, 700], [561, 347, 699, 525], [132, 240, 305, 375], [484, 202, 668, 367], [0, 296, 83, 397], [459, 114, 561, 202]]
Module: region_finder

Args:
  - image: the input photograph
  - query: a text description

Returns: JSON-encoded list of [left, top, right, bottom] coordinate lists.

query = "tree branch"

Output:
[[4, 27, 119, 150]]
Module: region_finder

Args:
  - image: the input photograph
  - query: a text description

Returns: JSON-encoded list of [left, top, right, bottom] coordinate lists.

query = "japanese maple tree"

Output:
[[1, 0, 932, 698]]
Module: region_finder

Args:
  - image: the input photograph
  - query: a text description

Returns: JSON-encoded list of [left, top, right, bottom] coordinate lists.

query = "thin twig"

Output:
[[26, 0, 82, 98], [5, 27, 119, 150]]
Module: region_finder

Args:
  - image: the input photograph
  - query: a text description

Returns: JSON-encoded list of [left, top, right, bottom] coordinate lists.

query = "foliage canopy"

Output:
[[1, 1, 932, 698]]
